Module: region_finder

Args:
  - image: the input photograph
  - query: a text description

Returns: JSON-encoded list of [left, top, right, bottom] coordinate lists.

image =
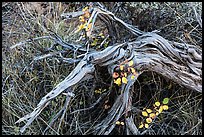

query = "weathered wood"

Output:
[[15, 5, 202, 134]]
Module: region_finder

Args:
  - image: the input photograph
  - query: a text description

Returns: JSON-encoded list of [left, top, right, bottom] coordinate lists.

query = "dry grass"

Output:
[[2, 2, 202, 135]]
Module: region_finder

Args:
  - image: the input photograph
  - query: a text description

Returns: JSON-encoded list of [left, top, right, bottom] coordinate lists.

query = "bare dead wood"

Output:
[[14, 5, 202, 134]]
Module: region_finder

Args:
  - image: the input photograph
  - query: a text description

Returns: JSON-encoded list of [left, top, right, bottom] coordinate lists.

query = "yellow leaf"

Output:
[[79, 16, 85, 22], [128, 60, 134, 66], [139, 123, 144, 128], [158, 106, 163, 113], [82, 6, 88, 12], [120, 122, 125, 126], [163, 105, 169, 110], [142, 111, 148, 117], [122, 77, 128, 84], [144, 124, 149, 128], [146, 109, 152, 113], [91, 40, 97, 46], [116, 121, 120, 125], [94, 90, 102, 94], [99, 33, 103, 36], [130, 67, 136, 73], [114, 78, 121, 86], [99, 33, 105, 38], [146, 117, 152, 123], [155, 101, 160, 107], [124, 72, 127, 77], [149, 113, 156, 119], [75, 24, 85, 33], [84, 11, 90, 18], [120, 65, 124, 71], [86, 23, 92, 31], [156, 112, 159, 116], [133, 71, 138, 76], [131, 75, 135, 79]]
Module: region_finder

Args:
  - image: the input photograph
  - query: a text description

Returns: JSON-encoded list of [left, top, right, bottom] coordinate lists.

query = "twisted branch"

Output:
[[14, 5, 202, 134]]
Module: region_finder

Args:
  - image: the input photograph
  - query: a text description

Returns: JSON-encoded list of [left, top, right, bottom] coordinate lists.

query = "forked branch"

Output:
[[14, 5, 202, 134]]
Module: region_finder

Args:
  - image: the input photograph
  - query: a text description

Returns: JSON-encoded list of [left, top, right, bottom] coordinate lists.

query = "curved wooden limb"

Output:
[[15, 60, 95, 133], [93, 73, 140, 135], [16, 6, 201, 134], [15, 44, 126, 133], [129, 33, 202, 92], [125, 116, 140, 135]]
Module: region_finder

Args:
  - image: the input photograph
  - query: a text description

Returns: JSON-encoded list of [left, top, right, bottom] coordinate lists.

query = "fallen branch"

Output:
[[15, 5, 202, 134]]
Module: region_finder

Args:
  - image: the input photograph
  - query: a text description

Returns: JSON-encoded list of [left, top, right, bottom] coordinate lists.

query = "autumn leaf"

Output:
[[75, 24, 85, 33], [145, 124, 149, 128], [146, 109, 153, 113], [86, 23, 92, 31], [128, 60, 134, 66], [124, 72, 127, 77], [146, 118, 152, 123], [139, 123, 144, 128], [142, 111, 148, 117], [122, 77, 128, 84], [149, 113, 156, 119], [91, 39, 98, 46], [120, 122, 125, 126], [79, 16, 85, 22], [133, 71, 138, 76], [155, 101, 160, 107], [158, 105, 163, 113], [82, 6, 88, 12], [116, 121, 120, 125], [112, 72, 119, 78], [99, 32, 105, 38], [94, 89, 102, 94], [130, 67, 136, 73], [99, 32, 103, 36], [120, 65, 124, 71], [131, 75, 135, 79], [114, 78, 121, 86], [84, 11, 90, 18], [163, 105, 169, 110]]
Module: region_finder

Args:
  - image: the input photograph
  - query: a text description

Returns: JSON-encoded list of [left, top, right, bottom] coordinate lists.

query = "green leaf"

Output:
[[162, 98, 169, 104]]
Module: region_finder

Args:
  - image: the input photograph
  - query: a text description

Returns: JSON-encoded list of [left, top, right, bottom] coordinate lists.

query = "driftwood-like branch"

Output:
[[15, 60, 95, 133], [14, 5, 202, 134], [93, 72, 140, 135]]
